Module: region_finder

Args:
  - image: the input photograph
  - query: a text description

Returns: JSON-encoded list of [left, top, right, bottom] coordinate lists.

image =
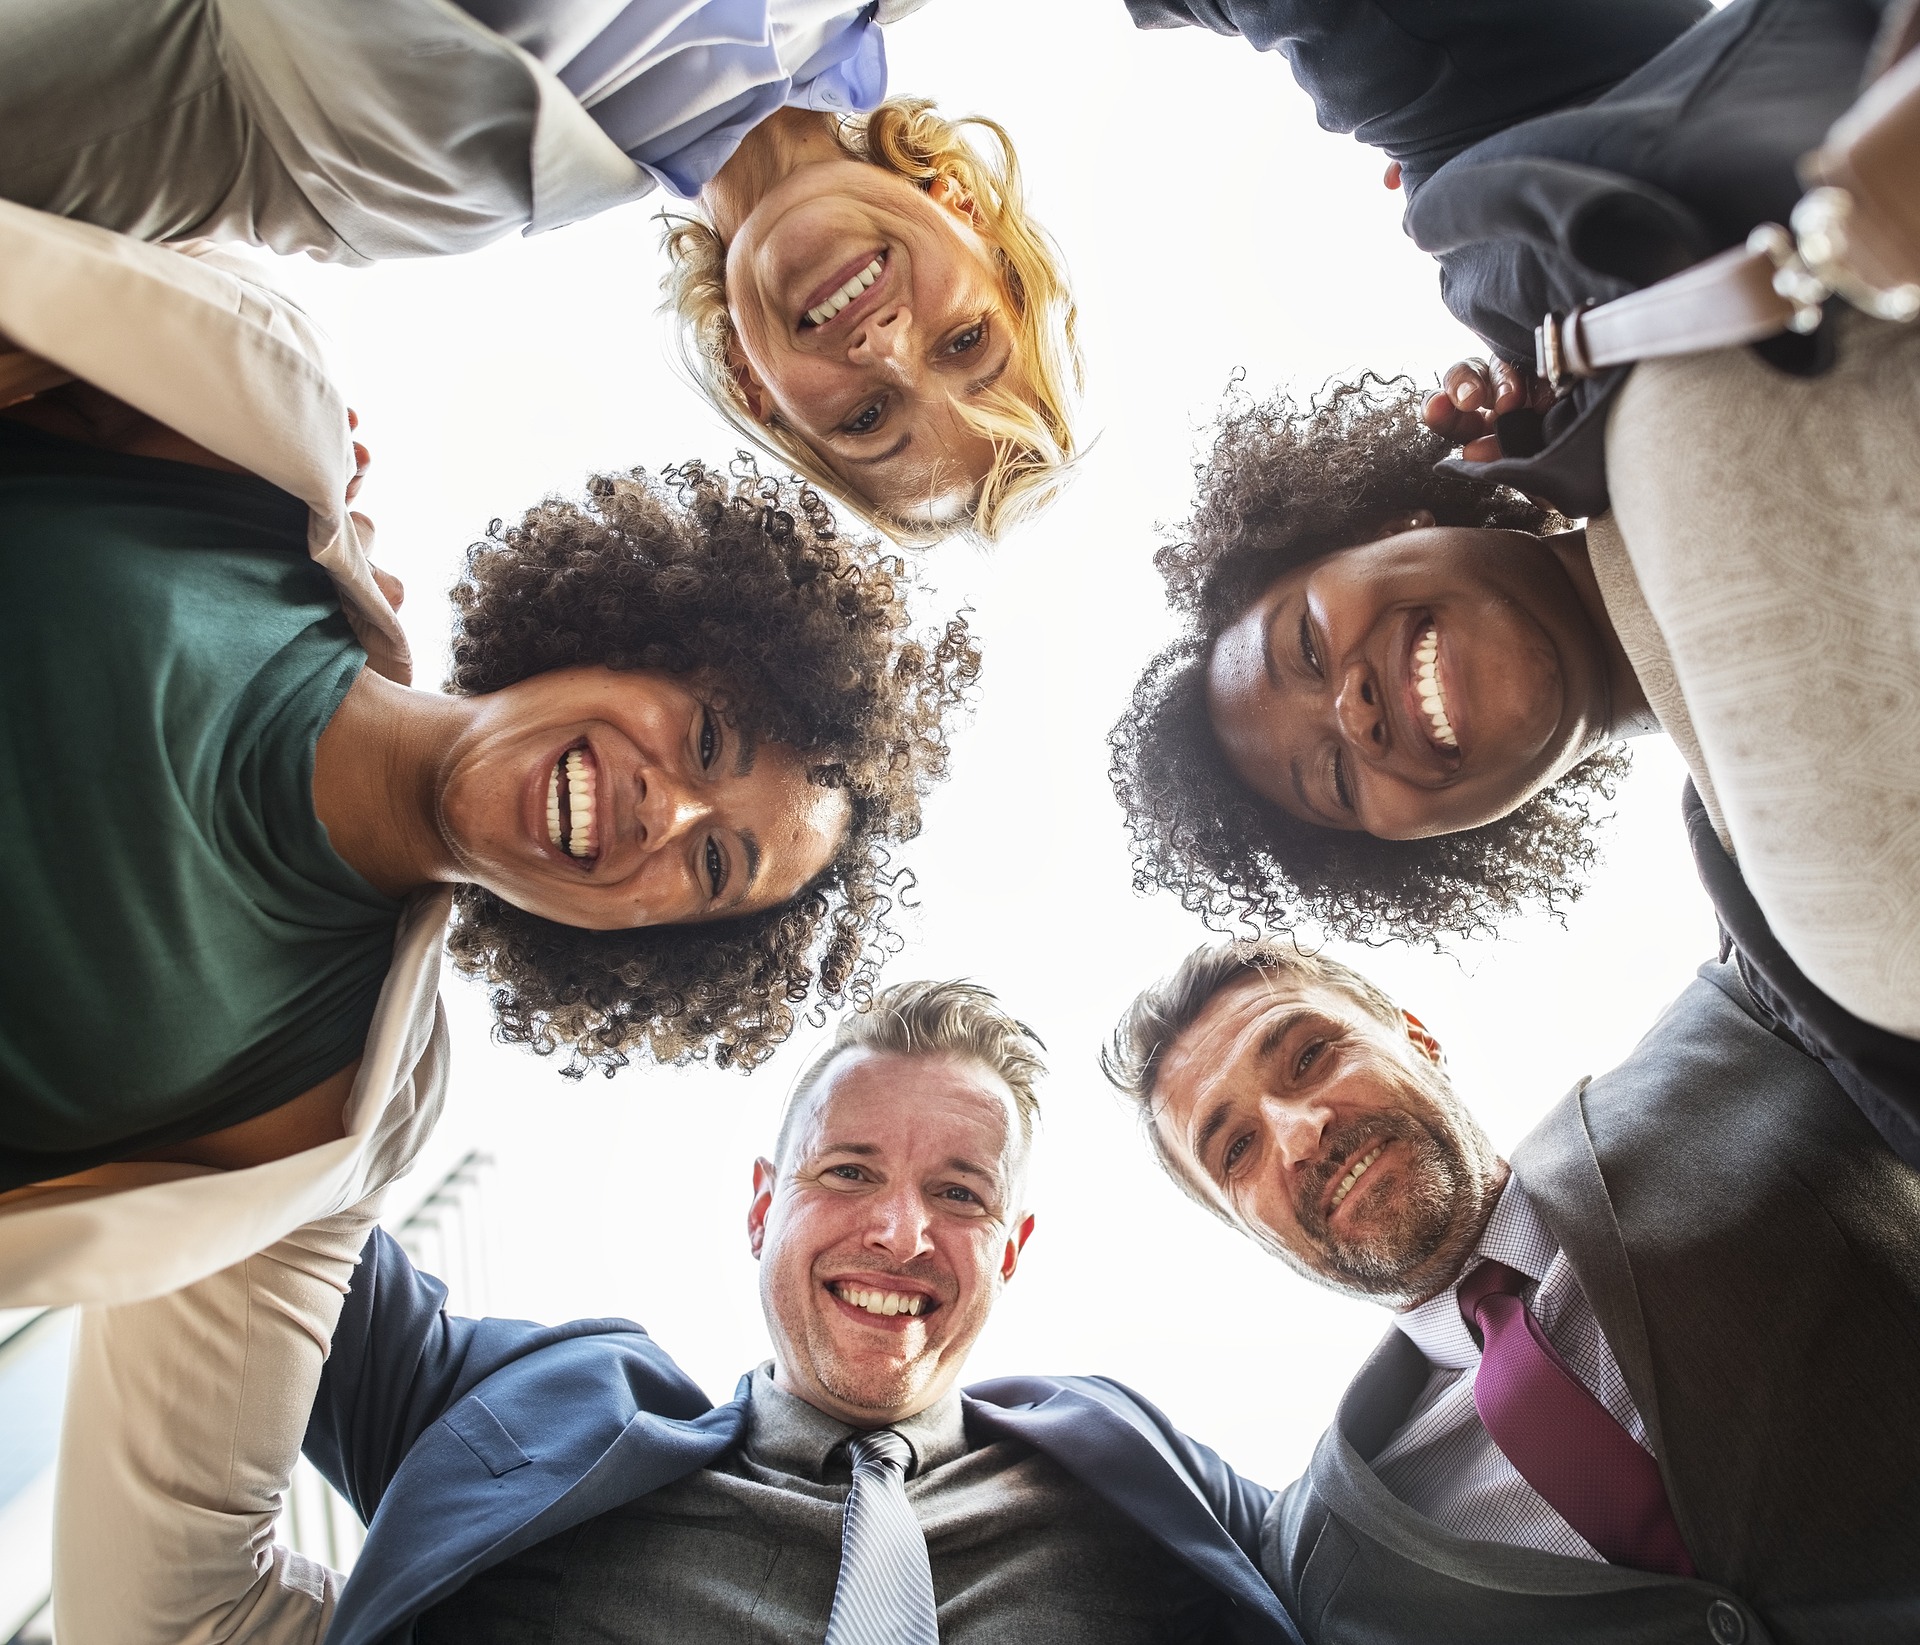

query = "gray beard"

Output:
[[1272, 1092, 1495, 1307]]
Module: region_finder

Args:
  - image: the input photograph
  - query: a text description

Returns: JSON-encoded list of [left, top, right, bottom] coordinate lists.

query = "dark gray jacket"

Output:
[[1261, 963, 1920, 1644], [1128, 0, 1882, 515]]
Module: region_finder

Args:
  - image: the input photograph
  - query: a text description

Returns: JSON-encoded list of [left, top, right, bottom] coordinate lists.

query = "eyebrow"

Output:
[[842, 349, 1011, 471], [1263, 604, 1288, 690], [732, 726, 759, 778], [942, 1154, 997, 1184], [1188, 1008, 1314, 1174], [850, 433, 912, 468]]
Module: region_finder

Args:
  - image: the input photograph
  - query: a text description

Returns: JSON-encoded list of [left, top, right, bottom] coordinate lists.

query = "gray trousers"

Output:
[[0, 0, 539, 263]]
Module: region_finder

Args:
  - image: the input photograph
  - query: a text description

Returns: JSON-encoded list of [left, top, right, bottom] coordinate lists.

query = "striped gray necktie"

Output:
[[823, 1428, 939, 1645]]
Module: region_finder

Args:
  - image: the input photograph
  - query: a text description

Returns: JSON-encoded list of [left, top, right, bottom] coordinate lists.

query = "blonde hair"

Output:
[[776, 979, 1047, 1165], [662, 99, 1082, 547]]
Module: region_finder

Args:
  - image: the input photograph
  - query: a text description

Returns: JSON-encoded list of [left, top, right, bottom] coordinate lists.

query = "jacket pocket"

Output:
[[445, 1397, 533, 1476]]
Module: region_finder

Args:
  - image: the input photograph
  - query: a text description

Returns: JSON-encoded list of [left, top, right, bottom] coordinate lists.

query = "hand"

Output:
[[1421, 358, 1554, 464], [347, 509, 404, 611], [345, 407, 371, 504]]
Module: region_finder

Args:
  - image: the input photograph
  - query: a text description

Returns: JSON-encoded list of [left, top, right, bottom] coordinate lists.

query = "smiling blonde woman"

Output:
[[664, 99, 1082, 545]]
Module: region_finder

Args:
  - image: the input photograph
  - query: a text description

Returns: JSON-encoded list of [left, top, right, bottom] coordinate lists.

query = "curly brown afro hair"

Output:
[[1109, 376, 1632, 945], [445, 458, 980, 1073]]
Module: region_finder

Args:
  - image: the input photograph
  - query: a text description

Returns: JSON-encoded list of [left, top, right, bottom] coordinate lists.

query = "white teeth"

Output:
[[835, 1284, 927, 1318], [1329, 1144, 1385, 1213], [560, 748, 595, 859], [1413, 626, 1458, 749], [804, 255, 884, 326]]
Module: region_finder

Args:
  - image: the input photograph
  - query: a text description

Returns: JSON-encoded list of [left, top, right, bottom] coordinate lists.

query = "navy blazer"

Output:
[[305, 1230, 1303, 1645]]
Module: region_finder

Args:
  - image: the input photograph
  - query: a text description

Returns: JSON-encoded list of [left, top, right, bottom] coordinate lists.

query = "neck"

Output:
[[699, 108, 847, 243], [1396, 1156, 1512, 1312], [1545, 527, 1658, 740], [311, 670, 466, 897]]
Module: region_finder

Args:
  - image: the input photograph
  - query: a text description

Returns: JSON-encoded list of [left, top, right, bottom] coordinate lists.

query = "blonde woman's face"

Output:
[[723, 161, 1029, 525]]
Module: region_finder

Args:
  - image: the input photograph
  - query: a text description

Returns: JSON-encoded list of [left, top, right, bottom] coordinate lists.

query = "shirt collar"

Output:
[[740, 1364, 969, 1481], [1389, 1175, 1561, 1371]]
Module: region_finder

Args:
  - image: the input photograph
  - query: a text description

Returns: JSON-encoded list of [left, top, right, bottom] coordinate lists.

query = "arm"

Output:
[[1123, 0, 1709, 188], [52, 1198, 387, 1645]]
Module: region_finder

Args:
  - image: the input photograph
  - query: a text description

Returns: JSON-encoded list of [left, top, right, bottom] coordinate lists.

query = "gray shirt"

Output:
[[418, 1365, 1218, 1643]]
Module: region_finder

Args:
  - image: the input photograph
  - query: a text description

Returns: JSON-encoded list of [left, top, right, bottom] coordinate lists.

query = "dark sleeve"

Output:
[[1683, 782, 1920, 1172], [1121, 0, 1710, 186], [302, 1228, 690, 1522], [1082, 1376, 1278, 1564]]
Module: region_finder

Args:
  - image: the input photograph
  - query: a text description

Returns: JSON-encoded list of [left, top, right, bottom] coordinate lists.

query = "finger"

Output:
[[1383, 160, 1403, 191], [347, 407, 359, 432], [370, 565, 404, 612], [1489, 358, 1529, 414], [1441, 358, 1492, 411], [1461, 433, 1505, 464], [345, 441, 372, 502]]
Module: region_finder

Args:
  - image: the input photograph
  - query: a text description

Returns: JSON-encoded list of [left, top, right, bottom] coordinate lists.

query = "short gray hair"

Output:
[[775, 979, 1047, 1166], [1102, 940, 1403, 1218]]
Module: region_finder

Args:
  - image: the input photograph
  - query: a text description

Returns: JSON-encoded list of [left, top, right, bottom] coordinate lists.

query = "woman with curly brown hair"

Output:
[[1109, 376, 1649, 947]]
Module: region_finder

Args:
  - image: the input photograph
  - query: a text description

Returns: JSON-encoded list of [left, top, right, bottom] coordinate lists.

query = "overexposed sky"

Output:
[[256, 0, 1719, 1489]]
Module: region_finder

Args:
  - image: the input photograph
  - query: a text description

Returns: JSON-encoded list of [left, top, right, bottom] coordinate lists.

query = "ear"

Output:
[[1372, 508, 1436, 541], [1403, 1010, 1446, 1067], [927, 174, 983, 229], [725, 345, 771, 424], [748, 1158, 776, 1259], [1000, 1212, 1035, 1283]]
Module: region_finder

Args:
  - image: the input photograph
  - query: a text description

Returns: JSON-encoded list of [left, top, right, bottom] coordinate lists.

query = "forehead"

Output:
[[793, 1048, 1019, 1170], [730, 745, 852, 911], [1153, 970, 1376, 1124]]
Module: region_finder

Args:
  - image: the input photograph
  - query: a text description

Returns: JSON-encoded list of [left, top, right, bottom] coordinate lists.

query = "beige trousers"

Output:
[[1605, 308, 1920, 1038]]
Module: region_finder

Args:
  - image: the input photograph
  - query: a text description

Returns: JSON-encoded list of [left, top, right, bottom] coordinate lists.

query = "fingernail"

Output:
[[1453, 386, 1473, 406]]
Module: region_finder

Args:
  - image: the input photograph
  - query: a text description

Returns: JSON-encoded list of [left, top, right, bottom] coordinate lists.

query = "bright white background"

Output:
[[257, 0, 1718, 1489]]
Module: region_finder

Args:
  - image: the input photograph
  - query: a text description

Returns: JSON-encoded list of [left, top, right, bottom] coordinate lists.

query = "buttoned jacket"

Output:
[[305, 1229, 1304, 1645], [0, 199, 451, 1308], [1260, 964, 1920, 1644]]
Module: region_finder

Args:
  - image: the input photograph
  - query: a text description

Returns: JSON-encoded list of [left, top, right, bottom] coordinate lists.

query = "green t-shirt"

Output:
[[0, 422, 401, 1190]]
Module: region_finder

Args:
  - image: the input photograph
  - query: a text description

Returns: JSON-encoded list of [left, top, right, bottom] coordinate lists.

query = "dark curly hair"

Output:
[[1109, 376, 1632, 945], [444, 458, 980, 1072]]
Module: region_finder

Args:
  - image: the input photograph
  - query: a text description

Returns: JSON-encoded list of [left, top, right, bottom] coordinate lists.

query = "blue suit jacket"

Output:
[[305, 1230, 1303, 1645]]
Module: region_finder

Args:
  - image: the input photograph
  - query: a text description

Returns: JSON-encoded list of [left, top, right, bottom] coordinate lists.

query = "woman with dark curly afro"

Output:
[[0, 418, 974, 1198], [1110, 375, 1649, 946]]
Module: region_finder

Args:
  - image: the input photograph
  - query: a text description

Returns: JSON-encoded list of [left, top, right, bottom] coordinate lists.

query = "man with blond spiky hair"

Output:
[[77, 980, 1304, 1644]]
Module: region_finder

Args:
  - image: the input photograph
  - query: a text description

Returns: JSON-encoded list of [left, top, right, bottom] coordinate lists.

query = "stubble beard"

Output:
[[1275, 1071, 1499, 1307]]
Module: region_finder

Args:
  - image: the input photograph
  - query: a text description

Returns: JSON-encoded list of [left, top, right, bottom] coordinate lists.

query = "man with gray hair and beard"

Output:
[[1106, 945, 1920, 1644]]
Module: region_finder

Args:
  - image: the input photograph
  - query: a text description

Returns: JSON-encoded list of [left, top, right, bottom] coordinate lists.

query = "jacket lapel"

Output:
[[964, 1381, 1302, 1644], [328, 1398, 747, 1645]]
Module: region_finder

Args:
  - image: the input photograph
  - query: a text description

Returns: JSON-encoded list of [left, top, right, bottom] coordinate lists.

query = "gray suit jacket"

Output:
[[1261, 962, 1920, 1644]]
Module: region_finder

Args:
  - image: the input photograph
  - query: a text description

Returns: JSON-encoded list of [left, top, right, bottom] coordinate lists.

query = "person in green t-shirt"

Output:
[[0, 403, 976, 1192]]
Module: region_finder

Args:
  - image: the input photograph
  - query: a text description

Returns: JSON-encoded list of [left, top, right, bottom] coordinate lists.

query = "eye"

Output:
[[1331, 751, 1354, 812], [1298, 611, 1323, 677], [1295, 1038, 1329, 1079], [704, 836, 726, 899], [940, 1184, 982, 1205], [698, 704, 719, 770], [1222, 1133, 1252, 1175], [944, 319, 988, 357], [843, 398, 885, 436]]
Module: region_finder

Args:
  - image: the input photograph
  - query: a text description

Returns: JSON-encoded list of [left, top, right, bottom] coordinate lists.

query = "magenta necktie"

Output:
[[1458, 1260, 1695, 1577]]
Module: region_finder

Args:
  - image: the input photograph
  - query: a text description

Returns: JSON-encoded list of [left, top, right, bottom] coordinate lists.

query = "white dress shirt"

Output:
[[1370, 1177, 1655, 1562]]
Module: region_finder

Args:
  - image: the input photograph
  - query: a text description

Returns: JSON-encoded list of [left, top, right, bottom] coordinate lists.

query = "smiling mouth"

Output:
[[1328, 1142, 1386, 1215], [545, 744, 598, 862], [1412, 624, 1458, 751], [800, 251, 885, 328], [830, 1280, 935, 1319]]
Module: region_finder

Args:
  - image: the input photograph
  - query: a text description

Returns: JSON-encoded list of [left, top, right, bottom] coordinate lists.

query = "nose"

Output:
[[848, 304, 914, 374], [1334, 659, 1388, 761], [862, 1181, 935, 1264], [1259, 1090, 1333, 1172], [638, 779, 713, 852]]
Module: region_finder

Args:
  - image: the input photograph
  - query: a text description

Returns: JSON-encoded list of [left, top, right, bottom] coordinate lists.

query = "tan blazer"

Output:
[[0, 199, 451, 1310]]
